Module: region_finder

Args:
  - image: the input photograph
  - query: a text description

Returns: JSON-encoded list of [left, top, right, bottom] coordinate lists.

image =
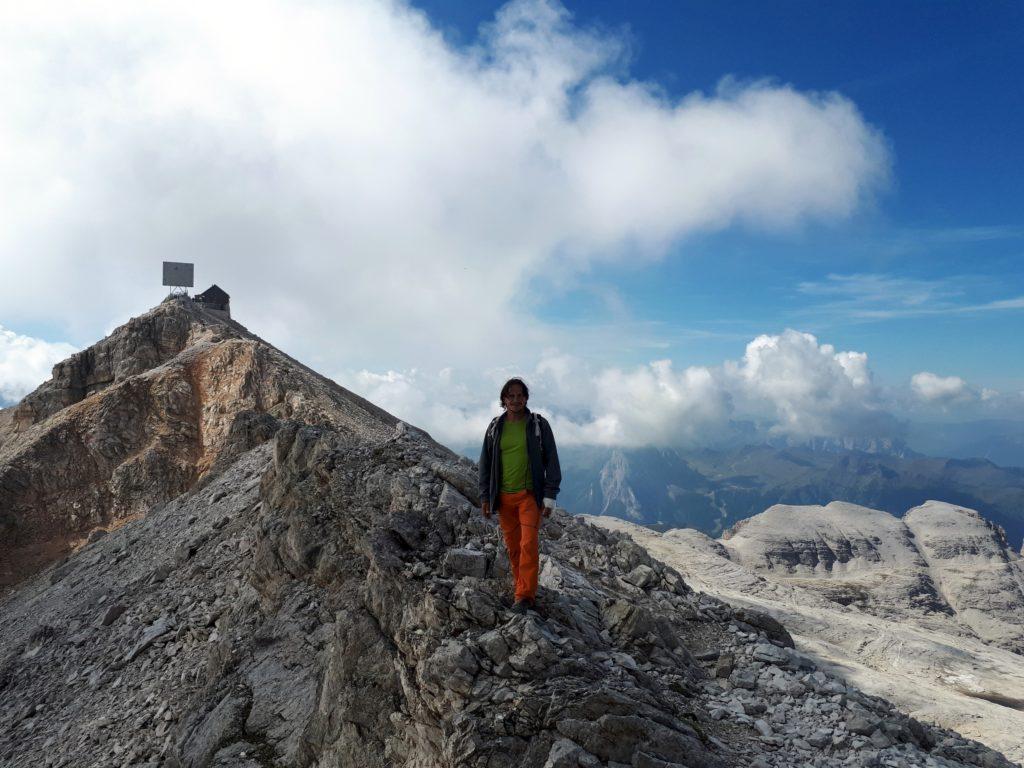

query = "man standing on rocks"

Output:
[[479, 378, 562, 614]]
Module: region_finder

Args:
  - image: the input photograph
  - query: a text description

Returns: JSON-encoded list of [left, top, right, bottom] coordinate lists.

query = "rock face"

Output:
[[0, 301, 1017, 768], [0, 296, 396, 589], [723, 501, 951, 622], [599, 450, 643, 520], [904, 501, 1024, 654], [722, 501, 1024, 652], [591, 502, 1024, 763], [1, 307, 194, 430]]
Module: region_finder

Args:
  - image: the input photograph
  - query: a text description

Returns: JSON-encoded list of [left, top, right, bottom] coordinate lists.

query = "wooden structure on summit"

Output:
[[194, 285, 231, 317]]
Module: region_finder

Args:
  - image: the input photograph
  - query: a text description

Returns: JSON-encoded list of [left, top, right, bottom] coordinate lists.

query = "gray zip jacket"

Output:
[[478, 409, 561, 513]]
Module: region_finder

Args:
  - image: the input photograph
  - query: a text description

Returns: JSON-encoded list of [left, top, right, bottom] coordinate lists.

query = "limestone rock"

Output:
[[590, 512, 1024, 764], [444, 547, 488, 579], [904, 501, 1024, 652], [125, 616, 174, 662]]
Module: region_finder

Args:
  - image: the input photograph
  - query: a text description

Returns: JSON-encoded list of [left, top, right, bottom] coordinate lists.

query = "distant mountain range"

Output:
[[907, 419, 1024, 469], [557, 444, 1024, 548]]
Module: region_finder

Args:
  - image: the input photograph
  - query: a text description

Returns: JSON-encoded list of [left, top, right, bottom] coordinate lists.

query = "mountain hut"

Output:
[[194, 284, 230, 317]]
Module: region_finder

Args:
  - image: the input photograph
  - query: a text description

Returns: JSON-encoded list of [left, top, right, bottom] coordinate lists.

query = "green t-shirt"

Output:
[[499, 418, 533, 493]]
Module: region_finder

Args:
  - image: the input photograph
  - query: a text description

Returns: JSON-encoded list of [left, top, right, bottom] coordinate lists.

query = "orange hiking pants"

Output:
[[498, 490, 540, 602]]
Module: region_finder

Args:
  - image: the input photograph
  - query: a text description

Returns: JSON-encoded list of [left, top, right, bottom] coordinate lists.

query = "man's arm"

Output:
[[540, 417, 561, 513], [478, 430, 492, 517]]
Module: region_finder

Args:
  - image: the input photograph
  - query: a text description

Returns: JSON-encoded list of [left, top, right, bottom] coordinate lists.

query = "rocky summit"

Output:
[[0, 296, 396, 590], [0, 299, 1018, 768]]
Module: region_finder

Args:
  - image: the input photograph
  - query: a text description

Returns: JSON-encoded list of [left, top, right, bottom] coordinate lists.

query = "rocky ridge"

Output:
[[0, 302, 1017, 767]]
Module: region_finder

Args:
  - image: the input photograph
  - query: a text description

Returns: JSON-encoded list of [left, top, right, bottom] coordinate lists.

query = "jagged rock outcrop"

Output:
[[0, 421, 727, 768], [0, 302, 1018, 768], [0, 296, 396, 588], [0, 307, 195, 434]]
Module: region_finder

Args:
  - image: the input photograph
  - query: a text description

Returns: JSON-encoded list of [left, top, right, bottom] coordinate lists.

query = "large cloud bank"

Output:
[[341, 329, 902, 449], [1, 0, 888, 371]]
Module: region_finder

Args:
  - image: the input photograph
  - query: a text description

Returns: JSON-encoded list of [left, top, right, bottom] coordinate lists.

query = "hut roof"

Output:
[[195, 284, 230, 303]]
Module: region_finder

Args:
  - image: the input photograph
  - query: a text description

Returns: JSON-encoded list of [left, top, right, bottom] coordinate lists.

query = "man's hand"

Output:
[[542, 498, 555, 518], [482, 501, 491, 519]]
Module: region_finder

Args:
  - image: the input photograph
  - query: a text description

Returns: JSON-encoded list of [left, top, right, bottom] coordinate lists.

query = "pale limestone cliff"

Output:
[[720, 501, 1024, 652], [904, 501, 1024, 653]]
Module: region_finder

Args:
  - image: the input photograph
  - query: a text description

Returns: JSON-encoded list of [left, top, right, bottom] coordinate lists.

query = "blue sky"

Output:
[[420, 1, 1023, 220], [0, 0, 1021, 450], [414, 0, 1024, 387]]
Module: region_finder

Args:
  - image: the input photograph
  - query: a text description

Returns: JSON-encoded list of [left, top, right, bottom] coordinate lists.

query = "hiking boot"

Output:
[[510, 599, 532, 615]]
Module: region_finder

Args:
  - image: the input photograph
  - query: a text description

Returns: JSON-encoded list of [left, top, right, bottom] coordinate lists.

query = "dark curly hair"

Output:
[[499, 377, 530, 408]]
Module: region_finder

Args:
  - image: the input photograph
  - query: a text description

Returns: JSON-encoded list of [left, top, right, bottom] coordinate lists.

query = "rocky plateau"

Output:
[[591, 501, 1024, 763]]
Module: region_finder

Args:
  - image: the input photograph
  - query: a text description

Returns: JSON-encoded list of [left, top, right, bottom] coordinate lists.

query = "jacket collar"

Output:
[[499, 407, 531, 425]]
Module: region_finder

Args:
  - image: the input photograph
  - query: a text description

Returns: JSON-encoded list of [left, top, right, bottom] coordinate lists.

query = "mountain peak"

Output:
[[0, 297, 398, 588]]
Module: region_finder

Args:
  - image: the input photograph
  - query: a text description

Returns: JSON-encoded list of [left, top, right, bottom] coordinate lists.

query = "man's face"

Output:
[[503, 384, 527, 415]]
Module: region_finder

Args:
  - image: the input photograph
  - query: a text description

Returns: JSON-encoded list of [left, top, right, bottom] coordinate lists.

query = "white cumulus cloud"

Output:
[[343, 367, 498, 449], [0, 327, 76, 405], [911, 372, 972, 404], [0, 0, 888, 373], [723, 330, 881, 437], [339, 328, 897, 449], [560, 360, 732, 446]]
